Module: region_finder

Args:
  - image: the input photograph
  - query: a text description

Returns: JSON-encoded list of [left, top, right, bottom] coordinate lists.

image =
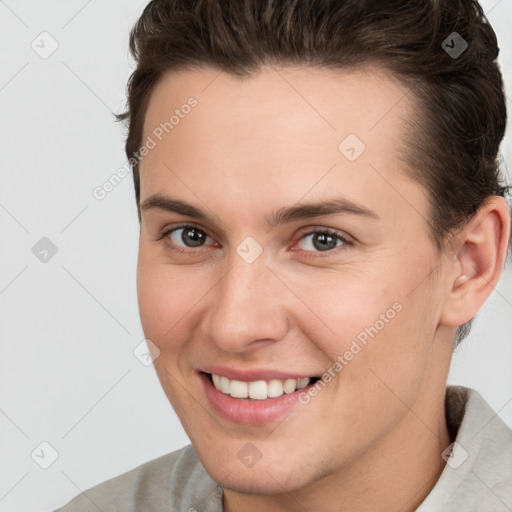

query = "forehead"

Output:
[[142, 64, 413, 146], [139, 65, 427, 229]]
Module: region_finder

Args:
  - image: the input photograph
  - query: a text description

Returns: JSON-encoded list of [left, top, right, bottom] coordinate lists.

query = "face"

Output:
[[137, 65, 454, 495]]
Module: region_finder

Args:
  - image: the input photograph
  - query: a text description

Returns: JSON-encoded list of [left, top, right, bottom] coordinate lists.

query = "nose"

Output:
[[203, 253, 290, 354]]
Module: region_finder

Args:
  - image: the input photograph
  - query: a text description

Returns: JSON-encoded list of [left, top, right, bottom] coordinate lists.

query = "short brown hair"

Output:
[[116, 0, 510, 344]]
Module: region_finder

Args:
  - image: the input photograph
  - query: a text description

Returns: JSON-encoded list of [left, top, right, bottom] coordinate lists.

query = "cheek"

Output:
[[289, 260, 435, 383], [283, 268, 396, 355], [136, 255, 199, 346]]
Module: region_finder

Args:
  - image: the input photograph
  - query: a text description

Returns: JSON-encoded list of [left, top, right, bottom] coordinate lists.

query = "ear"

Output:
[[440, 196, 511, 327]]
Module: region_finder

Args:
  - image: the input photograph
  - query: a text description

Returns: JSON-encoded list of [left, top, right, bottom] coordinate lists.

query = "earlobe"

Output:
[[440, 196, 511, 327]]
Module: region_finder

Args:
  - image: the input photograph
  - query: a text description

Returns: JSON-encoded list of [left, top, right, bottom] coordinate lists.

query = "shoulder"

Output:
[[418, 386, 512, 511], [458, 386, 512, 510], [53, 444, 210, 512]]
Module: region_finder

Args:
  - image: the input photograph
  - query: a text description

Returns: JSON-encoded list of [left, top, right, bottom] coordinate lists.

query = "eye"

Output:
[[295, 228, 352, 255], [160, 224, 213, 252], [158, 224, 352, 257]]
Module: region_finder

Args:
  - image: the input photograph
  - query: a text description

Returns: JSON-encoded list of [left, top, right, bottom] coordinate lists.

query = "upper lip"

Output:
[[200, 366, 319, 382]]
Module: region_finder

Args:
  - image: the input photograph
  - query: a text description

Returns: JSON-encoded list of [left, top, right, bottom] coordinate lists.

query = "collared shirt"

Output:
[[54, 385, 512, 511]]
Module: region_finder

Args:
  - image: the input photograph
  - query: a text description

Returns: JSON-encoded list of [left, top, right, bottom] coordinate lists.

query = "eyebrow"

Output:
[[139, 194, 380, 227]]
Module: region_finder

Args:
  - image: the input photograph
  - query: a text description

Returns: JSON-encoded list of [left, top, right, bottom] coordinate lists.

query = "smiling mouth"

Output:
[[203, 372, 321, 400]]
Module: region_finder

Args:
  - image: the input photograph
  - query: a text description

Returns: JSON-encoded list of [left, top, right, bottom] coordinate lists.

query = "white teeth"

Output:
[[212, 374, 221, 389], [220, 376, 230, 394], [210, 373, 311, 399], [283, 378, 298, 394], [297, 377, 309, 389], [267, 379, 284, 398], [230, 380, 248, 398], [248, 380, 267, 400]]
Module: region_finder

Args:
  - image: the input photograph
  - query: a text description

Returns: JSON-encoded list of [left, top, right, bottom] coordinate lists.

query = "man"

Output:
[[56, 0, 512, 510]]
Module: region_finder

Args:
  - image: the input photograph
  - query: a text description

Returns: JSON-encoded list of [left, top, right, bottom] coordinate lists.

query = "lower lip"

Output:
[[199, 372, 313, 426]]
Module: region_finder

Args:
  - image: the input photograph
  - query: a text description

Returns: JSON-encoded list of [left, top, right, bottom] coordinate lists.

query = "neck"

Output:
[[223, 340, 453, 512], [224, 397, 450, 512]]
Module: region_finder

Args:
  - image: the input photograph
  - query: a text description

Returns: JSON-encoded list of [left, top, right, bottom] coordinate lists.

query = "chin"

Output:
[[212, 468, 308, 495], [199, 451, 323, 496], [222, 477, 287, 496]]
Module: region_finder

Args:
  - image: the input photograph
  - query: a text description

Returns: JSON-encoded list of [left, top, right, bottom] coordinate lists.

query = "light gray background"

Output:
[[0, 1, 511, 511]]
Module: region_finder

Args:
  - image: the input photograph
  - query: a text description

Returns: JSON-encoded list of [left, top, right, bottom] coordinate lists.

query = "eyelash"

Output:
[[157, 223, 353, 258]]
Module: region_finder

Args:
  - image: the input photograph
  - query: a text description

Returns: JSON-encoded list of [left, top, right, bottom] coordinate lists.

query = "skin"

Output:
[[136, 65, 510, 512]]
